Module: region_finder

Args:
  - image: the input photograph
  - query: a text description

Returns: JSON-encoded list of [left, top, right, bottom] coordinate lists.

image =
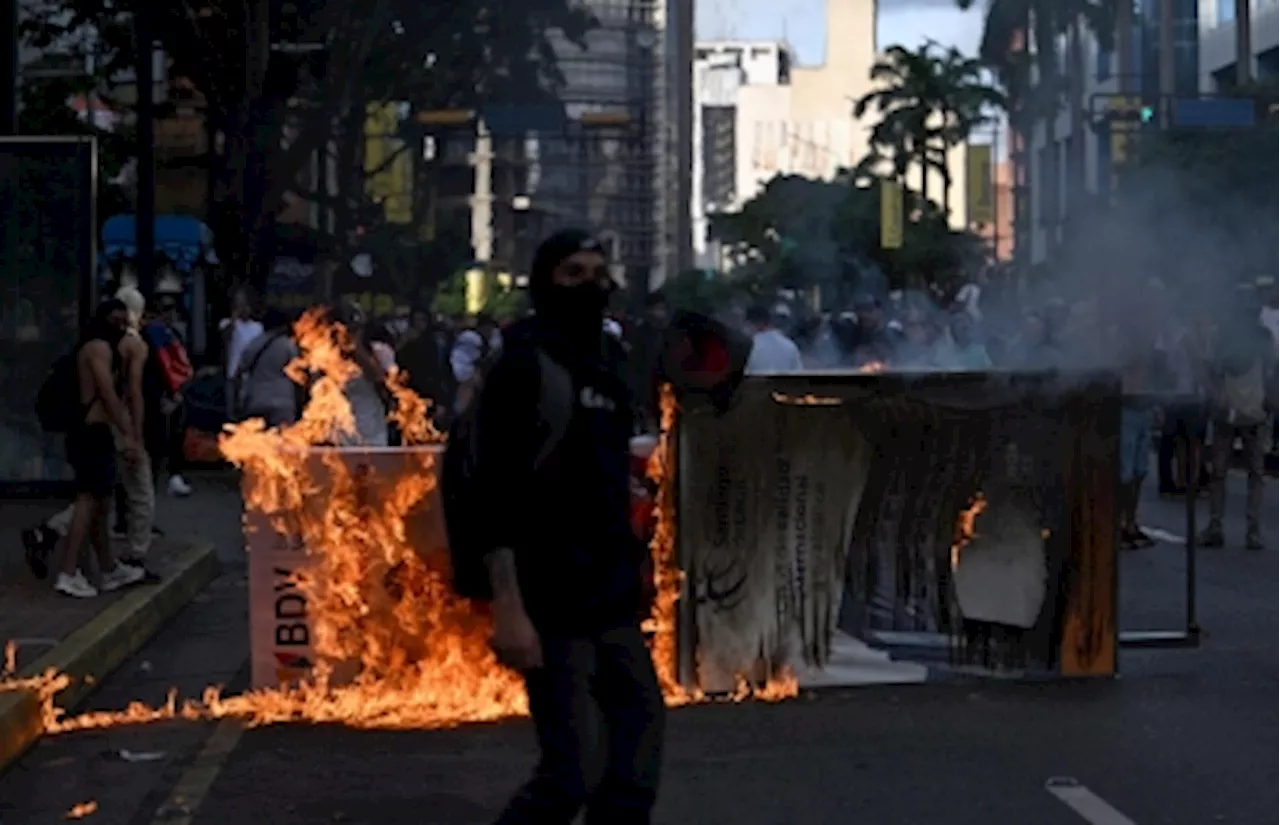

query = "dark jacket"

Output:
[[475, 317, 643, 635]]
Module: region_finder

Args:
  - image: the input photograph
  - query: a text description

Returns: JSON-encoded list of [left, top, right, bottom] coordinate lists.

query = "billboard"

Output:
[[0, 137, 96, 486], [675, 372, 1120, 691]]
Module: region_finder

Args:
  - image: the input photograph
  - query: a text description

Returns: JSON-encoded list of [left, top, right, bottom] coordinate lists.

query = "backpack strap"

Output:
[[534, 348, 574, 469]]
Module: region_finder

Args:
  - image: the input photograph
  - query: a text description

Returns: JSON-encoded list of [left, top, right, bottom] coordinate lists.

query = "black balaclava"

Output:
[[529, 229, 611, 347]]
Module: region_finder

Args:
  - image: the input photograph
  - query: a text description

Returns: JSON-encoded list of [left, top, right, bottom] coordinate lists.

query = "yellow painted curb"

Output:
[[0, 541, 221, 774]]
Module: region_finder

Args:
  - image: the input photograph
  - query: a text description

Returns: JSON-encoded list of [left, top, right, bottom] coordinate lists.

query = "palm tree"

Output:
[[854, 41, 1005, 219]]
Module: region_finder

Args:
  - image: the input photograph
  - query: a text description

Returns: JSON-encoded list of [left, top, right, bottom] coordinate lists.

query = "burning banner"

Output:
[[673, 371, 1121, 688]]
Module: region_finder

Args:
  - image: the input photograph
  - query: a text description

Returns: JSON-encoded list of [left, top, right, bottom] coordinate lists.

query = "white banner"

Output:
[[246, 447, 446, 689], [680, 383, 873, 691]]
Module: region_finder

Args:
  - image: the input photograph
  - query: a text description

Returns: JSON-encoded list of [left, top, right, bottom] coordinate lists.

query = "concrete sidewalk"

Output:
[[0, 497, 222, 774]]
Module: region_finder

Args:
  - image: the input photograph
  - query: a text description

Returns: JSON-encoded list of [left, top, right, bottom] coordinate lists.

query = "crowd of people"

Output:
[[18, 226, 1277, 825], [24, 283, 200, 598]]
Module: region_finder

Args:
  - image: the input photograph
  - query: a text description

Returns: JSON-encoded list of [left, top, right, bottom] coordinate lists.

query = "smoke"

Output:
[[722, 118, 1278, 382]]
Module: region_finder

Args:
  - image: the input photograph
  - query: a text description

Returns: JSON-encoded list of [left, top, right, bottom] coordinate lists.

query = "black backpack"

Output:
[[442, 348, 574, 600], [36, 351, 82, 433]]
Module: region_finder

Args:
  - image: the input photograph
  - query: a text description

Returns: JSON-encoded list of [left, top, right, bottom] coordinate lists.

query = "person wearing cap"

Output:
[[848, 293, 899, 368], [477, 229, 663, 825], [743, 303, 803, 373]]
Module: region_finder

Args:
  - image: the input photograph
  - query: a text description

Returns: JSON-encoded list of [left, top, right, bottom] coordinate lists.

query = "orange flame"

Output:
[[5, 313, 795, 734], [64, 800, 98, 819], [646, 386, 798, 704], [3, 639, 14, 675], [858, 361, 887, 374], [950, 493, 988, 570], [643, 385, 690, 703]]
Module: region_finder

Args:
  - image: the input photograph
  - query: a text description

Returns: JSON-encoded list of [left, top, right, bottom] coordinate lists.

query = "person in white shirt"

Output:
[[222, 288, 264, 380], [744, 304, 803, 374], [448, 313, 502, 413]]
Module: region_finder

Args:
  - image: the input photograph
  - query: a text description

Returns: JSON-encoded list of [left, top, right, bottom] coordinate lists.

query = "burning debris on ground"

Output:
[[0, 310, 798, 737]]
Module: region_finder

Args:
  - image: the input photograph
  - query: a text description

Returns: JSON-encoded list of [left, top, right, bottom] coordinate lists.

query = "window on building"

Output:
[[701, 105, 737, 211], [1217, 0, 1235, 24], [1258, 47, 1279, 79], [1096, 42, 1114, 81]]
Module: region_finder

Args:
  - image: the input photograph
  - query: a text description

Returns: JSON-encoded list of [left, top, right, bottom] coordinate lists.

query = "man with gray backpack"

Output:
[[442, 229, 663, 825], [1199, 295, 1278, 550]]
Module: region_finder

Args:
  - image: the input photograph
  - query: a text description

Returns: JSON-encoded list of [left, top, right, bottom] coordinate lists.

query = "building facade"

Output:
[[690, 1, 972, 270], [1013, 0, 1203, 262], [691, 40, 791, 266], [506, 0, 681, 291], [1200, 0, 1279, 89]]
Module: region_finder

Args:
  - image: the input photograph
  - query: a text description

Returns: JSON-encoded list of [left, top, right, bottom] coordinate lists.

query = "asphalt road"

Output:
[[0, 472, 1274, 825]]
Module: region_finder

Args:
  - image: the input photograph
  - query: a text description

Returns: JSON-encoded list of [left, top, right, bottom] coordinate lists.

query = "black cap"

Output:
[[529, 228, 606, 308]]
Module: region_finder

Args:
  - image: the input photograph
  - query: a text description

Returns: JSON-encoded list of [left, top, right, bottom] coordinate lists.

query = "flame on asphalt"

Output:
[[1, 308, 796, 734]]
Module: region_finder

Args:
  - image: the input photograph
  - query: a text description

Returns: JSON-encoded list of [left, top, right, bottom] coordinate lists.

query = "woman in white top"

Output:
[[221, 289, 263, 415]]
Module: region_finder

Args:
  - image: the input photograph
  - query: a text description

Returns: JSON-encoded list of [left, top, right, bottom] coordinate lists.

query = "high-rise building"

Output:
[[1020, 2, 1195, 265], [1201, 0, 1279, 89], [502, 0, 686, 292], [691, 0, 971, 269], [691, 40, 791, 267]]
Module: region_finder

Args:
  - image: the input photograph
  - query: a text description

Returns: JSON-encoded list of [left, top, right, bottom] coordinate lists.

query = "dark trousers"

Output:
[[494, 625, 665, 825], [145, 405, 188, 477]]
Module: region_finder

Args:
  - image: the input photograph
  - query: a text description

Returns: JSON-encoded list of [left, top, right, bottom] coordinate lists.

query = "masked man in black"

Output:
[[475, 229, 664, 825]]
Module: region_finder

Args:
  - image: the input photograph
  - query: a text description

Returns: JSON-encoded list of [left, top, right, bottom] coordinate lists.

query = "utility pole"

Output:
[[0, 0, 17, 135], [135, 12, 156, 295]]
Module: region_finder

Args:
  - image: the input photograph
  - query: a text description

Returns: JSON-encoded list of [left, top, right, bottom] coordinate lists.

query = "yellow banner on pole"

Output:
[[965, 143, 994, 226], [880, 179, 903, 250]]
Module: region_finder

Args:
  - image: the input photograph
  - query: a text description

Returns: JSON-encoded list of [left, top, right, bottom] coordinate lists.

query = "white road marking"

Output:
[[1138, 526, 1187, 545], [1046, 778, 1139, 825]]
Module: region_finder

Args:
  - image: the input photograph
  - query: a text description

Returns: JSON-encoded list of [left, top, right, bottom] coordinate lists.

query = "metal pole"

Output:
[[0, 0, 16, 135], [135, 14, 156, 295], [1184, 415, 1200, 640], [1158, 0, 1176, 128], [1235, 0, 1252, 88]]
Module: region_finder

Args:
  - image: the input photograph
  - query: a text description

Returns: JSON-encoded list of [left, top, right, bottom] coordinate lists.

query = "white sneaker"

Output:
[[168, 475, 192, 497], [100, 563, 146, 592], [55, 571, 98, 599]]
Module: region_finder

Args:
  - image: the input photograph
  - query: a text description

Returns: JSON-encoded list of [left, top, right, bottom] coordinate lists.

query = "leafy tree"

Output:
[[710, 173, 985, 302], [853, 41, 1004, 216], [22, 0, 594, 297], [430, 270, 528, 321], [661, 268, 742, 317]]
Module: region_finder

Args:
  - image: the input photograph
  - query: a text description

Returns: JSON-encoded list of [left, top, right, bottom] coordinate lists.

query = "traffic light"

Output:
[[1140, 105, 1155, 123]]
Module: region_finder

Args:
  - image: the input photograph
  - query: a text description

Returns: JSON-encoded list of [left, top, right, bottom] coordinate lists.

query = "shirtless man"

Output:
[[54, 299, 146, 598]]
